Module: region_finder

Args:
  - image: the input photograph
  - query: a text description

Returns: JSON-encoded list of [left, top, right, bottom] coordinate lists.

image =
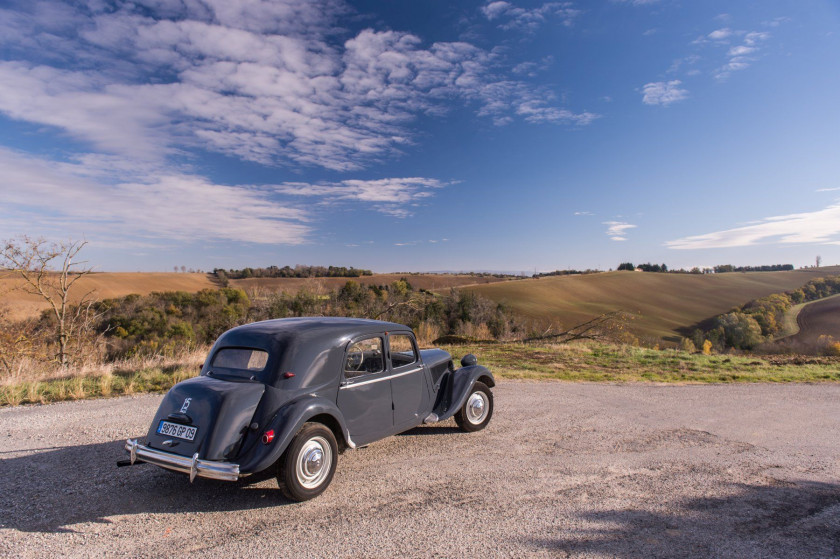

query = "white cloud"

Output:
[[574, 211, 593, 216], [714, 30, 771, 80], [668, 54, 701, 73], [707, 28, 732, 40], [515, 100, 599, 125], [0, 0, 595, 173], [0, 147, 309, 245], [604, 221, 636, 241], [744, 31, 771, 45], [273, 177, 450, 217], [512, 56, 554, 77], [666, 202, 840, 249], [727, 45, 755, 57], [612, 0, 661, 6], [0, 148, 453, 245], [817, 187, 840, 192], [641, 80, 688, 106], [481, 1, 581, 31]]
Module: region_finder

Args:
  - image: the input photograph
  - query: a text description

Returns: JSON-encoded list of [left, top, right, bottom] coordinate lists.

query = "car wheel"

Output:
[[454, 381, 493, 432], [277, 422, 338, 501]]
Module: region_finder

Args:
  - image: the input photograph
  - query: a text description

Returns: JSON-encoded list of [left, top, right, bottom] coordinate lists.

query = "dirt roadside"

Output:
[[1, 382, 838, 558]]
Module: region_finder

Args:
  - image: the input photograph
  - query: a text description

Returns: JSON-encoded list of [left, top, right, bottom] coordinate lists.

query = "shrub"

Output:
[[679, 338, 697, 353], [715, 312, 764, 349]]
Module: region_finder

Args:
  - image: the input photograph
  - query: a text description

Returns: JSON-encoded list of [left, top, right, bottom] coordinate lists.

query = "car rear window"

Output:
[[212, 348, 269, 371]]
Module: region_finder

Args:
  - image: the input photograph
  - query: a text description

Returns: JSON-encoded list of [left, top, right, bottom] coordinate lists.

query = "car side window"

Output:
[[344, 337, 384, 379], [390, 334, 417, 368]]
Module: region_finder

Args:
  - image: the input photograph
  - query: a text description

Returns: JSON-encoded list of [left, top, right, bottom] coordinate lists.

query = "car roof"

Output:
[[216, 317, 411, 349]]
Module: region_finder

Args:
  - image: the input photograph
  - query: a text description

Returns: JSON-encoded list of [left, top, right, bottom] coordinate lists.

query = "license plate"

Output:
[[157, 421, 198, 441]]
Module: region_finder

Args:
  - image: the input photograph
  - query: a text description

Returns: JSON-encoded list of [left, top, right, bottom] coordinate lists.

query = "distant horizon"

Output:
[[83, 262, 838, 276]]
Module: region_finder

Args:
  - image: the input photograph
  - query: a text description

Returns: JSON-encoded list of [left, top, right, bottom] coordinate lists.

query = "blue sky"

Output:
[[0, 0, 839, 273]]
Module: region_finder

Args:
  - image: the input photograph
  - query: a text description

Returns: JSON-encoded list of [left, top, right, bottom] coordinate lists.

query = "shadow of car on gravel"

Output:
[[397, 425, 460, 436], [0, 439, 295, 533], [0, 423, 468, 534], [528, 480, 840, 559]]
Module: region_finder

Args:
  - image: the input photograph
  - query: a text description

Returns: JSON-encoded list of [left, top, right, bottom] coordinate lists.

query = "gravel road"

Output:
[[1, 382, 839, 558]]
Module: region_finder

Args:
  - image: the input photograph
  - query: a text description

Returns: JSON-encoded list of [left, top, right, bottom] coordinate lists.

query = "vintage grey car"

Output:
[[123, 317, 495, 501]]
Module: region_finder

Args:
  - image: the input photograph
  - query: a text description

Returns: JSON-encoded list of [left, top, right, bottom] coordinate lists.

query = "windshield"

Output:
[[211, 347, 269, 375]]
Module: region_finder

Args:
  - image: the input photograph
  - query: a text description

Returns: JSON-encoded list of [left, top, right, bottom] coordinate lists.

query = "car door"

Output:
[[336, 335, 394, 446], [388, 332, 429, 432]]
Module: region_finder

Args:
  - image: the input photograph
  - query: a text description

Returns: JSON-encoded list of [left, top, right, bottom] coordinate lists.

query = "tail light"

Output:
[[262, 430, 275, 445]]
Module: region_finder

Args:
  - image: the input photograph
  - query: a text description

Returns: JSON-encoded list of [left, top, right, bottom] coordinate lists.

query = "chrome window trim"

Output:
[[339, 367, 423, 389]]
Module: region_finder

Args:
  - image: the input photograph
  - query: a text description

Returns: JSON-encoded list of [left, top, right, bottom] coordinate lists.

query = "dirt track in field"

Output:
[[788, 295, 840, 345], [1, 382, 839, 558]]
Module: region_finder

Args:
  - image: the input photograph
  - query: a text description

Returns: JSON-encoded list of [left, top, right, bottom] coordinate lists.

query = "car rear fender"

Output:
[[435, 365, 495, 421], [238, 395, 352, 475]]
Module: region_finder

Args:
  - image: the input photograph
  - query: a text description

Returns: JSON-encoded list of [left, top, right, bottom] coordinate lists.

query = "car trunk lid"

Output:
[[145, 375, 265, 461]]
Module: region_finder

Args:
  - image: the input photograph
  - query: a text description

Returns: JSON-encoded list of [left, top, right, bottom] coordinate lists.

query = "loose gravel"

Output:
[[1, 382, 839, 558]]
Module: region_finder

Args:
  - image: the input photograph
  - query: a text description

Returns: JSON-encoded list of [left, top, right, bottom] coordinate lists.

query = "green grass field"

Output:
[[443, 343, 840, 383], [464, 268, 840, 344], [3, 341, 839, 407]]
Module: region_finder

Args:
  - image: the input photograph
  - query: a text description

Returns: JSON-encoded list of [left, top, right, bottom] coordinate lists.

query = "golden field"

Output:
[[464, 267, 840, 343]]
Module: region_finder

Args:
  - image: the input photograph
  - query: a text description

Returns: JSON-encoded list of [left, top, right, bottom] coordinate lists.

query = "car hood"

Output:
[[145, 375, 265, 461]]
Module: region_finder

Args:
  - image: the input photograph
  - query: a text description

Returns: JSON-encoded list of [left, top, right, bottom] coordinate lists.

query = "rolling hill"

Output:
[[5, 267, 838, 346], [0, 272, 512, 320], [227, 273, 510, 293], [464, 267, 840, 343]]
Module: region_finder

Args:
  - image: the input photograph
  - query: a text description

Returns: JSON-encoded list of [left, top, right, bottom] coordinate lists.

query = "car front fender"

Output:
[[237, 395, 353, 475], [437, 365, 495, 422]]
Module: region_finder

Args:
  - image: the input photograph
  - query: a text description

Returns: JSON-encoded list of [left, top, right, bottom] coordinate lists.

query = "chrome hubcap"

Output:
[[466, 391, 488, 425], [296, 436, 332, 489]]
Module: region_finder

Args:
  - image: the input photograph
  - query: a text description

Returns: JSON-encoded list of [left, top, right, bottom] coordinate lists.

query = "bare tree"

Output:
[[522, 311, 630, 344], [0, 237, 96, 367], [816, 255, 822, 268]]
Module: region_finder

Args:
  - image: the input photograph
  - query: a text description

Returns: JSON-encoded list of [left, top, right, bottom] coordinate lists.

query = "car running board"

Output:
[[423, 413, 439, 424]]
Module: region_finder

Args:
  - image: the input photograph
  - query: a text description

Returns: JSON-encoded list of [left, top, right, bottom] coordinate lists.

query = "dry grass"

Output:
[[466, 268, 840, 344], [0, 347, 207, 406]]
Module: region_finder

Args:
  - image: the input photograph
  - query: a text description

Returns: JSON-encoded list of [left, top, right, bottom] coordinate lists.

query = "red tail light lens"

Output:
[[262, 430, 275, 445]]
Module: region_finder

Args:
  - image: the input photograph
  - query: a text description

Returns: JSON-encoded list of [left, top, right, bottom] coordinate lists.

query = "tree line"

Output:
[[532, 269, 600, 278], [213, 264, 373, 284], [712, 264, 794, 273], [617, 262, 794, 274], [617, 262, 668, 272]]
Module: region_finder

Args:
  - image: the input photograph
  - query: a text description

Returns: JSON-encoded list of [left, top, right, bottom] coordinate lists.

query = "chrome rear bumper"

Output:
[[125, 439, 240, 482]]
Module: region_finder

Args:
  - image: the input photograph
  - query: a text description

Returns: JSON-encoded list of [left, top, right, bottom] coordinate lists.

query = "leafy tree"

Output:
[[715, 312, 764, 349]]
